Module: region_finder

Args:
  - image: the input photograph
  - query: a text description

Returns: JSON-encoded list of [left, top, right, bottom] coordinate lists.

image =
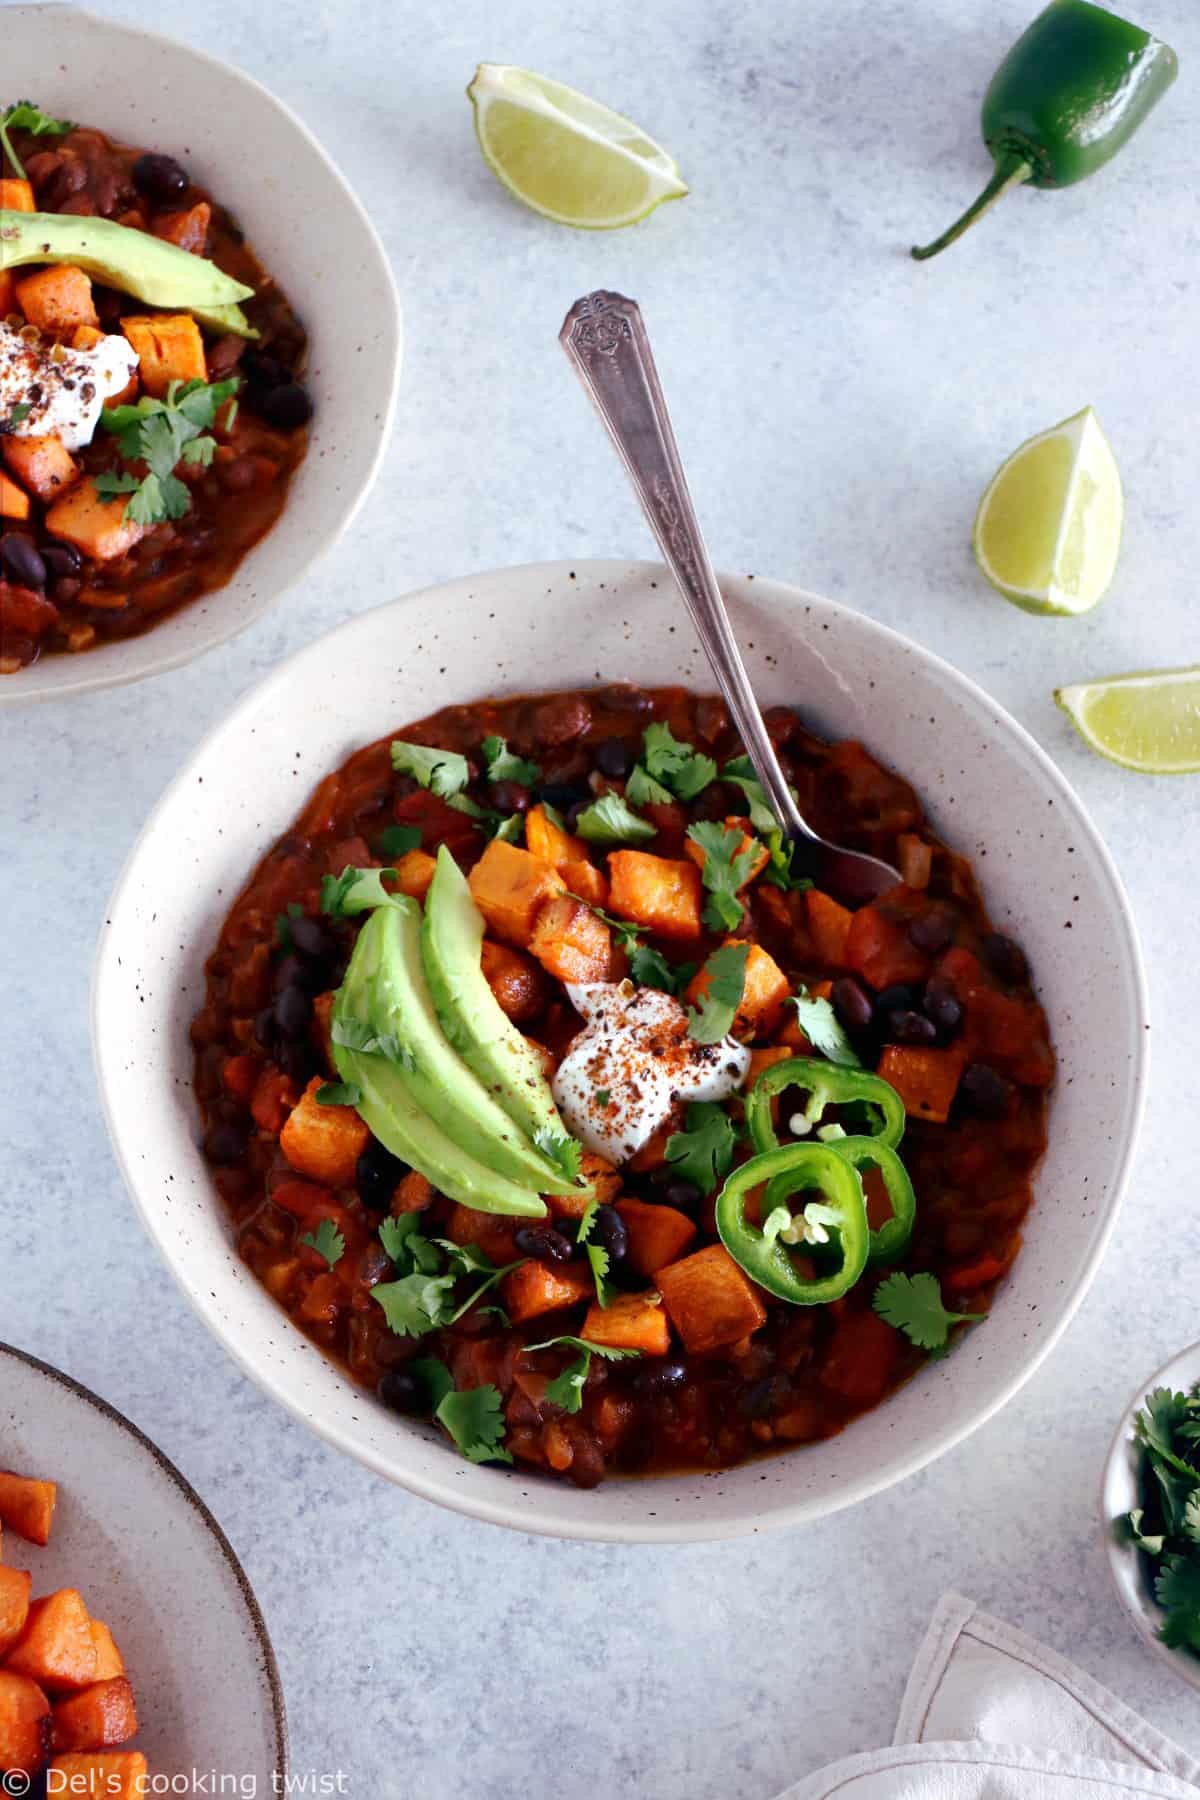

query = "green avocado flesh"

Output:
[[331, 901, 551, 1217], [421, 847, 576, 1166], [0, 210, 257, 337]]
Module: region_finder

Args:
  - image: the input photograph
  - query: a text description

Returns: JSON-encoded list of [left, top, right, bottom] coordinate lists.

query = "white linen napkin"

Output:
[[781, 1593, 1200, 1799]]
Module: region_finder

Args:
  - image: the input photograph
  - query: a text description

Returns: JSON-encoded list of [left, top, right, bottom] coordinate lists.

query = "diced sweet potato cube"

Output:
[[0, 1570, 32, 1657], [607, 850, 702, 941], [479, 940, 550, 1023], [748, 1045, 793, 1083], [805, 889, 853, 967], [250, 1067, 298, 1134], [615, 1199, 697, 1277], [529, 895, 612, 984], [581, 1291, 670, 1356], [0, 179, 35, 212], [49, 1752, 149, 1798], [684, 818, 768, 888], [45, 477, 147, 561], [0, 1473, 57, 1546], [152, 200, 211, 254], [14, 265, 97, 334], [445, 1203, 520, 1265], [0, 1670, 52, 1775], [656, 1244, 768, 1353], [392, 848, 437, 903], [2, 435, 79, 505], [0, 472, 31, 520], [546, 1149, 619, 1223], [820, 1310, 900, 1405], [6, 1591, 96, 1693], [525, 803, 586, 869], [625, 1116, 679, 1172], [503, 1261, 593, 1324], [561, 860, 608, 907], [392, 1170, 435, 1214], [468, 839, 566, 947], [121, 313, 206, 396], [685, 939, 788, 1039], [844, 903, 929, 991], [279, 1076, 370, 1186], [87, 1624, 124, 1684], [52, 1678, 138, 1754], [877, 1044, 966, 1124]]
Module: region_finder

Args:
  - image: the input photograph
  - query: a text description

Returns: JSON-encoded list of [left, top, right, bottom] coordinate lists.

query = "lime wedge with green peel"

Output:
[[973, 407, 1123, 616], [1055, 667, 1200, 774], [467, 63, 688, 229]]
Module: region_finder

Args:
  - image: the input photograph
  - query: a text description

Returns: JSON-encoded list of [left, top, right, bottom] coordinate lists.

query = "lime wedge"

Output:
[[1055, 667, 1200, 774], [973, 406, 1123, 616], [467, 63, 688, 229]]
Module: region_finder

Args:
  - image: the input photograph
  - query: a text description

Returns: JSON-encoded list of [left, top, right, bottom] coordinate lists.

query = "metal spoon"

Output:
[[559, 290, 899, 908]]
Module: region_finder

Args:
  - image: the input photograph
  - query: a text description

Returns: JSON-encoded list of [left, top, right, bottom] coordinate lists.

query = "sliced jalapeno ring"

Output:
[[715, 1142, 870, 1306], [765, 1135, 916, 1265], [744, 1054, 906, 1157]]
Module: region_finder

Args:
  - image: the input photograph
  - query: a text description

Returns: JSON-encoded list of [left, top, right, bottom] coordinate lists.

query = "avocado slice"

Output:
[[0, 210, 258, 337], [333, 896, 576, 1203], [421, 847, 580, 1181]]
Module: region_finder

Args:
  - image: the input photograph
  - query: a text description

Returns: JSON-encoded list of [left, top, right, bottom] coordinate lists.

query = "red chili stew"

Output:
[[192, 685, 1052, 1487], [0, 116, 309, 669]]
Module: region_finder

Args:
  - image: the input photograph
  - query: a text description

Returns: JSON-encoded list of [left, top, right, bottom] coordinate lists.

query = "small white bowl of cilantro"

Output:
[[1103, 1341, 1200, 1693]]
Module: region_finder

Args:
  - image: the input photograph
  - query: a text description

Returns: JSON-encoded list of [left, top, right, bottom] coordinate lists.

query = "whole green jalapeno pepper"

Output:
[[715, 1142, 871, 1306], [913, 0, 1178, 261]]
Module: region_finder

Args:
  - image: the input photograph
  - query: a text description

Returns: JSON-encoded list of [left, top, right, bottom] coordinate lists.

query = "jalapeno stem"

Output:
[[911, 155, 1032, 262]]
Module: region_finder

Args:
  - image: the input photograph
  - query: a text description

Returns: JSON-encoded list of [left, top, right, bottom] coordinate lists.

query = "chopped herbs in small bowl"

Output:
[[1103, 1341, 1200, 1694]]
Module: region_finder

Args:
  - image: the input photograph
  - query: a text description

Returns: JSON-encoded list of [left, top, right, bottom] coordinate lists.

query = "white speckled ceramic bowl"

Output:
[[93, 560, 1149, 1541], [0, 1342, 287, 1779], [2, 4, 401, 703], [1102, 1341, 1200, 1694]]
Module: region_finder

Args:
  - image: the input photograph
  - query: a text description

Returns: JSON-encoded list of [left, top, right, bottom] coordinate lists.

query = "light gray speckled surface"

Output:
[[3, 0, 1199, 1792]]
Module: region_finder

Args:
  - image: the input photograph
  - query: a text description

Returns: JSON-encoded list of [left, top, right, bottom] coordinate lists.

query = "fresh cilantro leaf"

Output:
[[665, 1100, 738, 1196], [0, 101, 72, 181], [567, 898, 642, 954], [872, 1271, 982, 1353], [625, 763, 674, 806], [410, 1356, 454, 1411], [99, 377, 239, 525], [181, 433, 217, 468], [474, 1304, 511, 1326], [0, 400, 33, 433], [576, 1200, 613, 1307], [788, 988, 861, 1067], [642, 722, 717, 801], [1150, 1458, 1197, 1540], [686, 942, 750, 1044], [315, 1081, 361, 1107], [490, 812, 524, 844], [722, 756, 781, 835], [320, 865, 396, 917], [523, 1336, 640, 1415], [379, 1213, 442, 1273], [534, 1127, 583, 1183], [574, 792, 656, 845], [372, 1271, 457, 1338], [1124, 1508, 1166, 1556], [628, 944, 695, 996], [435, 1384, 512, 1464], [390, 740, 470, 798], [300, 1218, 345, 1267], [94, 471, 142, 498], [1135, 1390, 1200, 1480], [686, 821, 762, 932], [436, 1240, 501, 1277], [1156, 1556, 1200, 1651], [760, 828, 813, 892], [480, 735, 541, 786], [446, 792, 486, 819], [1183, 1492, 1200, 1548], [378, 823, 422, 859], [274, 901, 303, 948], [331, 1016, 415, 1070]]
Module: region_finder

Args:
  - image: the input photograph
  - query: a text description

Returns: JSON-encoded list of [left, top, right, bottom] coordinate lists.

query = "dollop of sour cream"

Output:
[[0, 321, 139, 451], [552, 980, 751, 1165]]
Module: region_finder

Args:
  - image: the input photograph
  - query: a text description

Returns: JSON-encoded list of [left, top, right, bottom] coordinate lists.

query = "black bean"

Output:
[[203, 1120, 248, 1165], [831, 976, 873, 1033], [0, 534, 46, 588], [566, 797, 592, 832], [489, 779, 530, 814], [513, 1225, 574, 1265], [258, 382, 313, 430], [875, 983, 916, 1014], [273, 953, 309, 995], [739, 1374, 790, 1419], [40, 540, 82, 581], [289, 915, 332, 959], [274, 983, 312, 1039], [959, 1063, 1013, 1119], [377, 1368, 427, 1416], [908, 905, 958, 954], [632, 1359, 689, 1396], [887, 1009, 938, 1047], [537, 780, 589, 811], [277, 1039, 314, 1085], [587, 1204, 628, 1264], [922, 975, 963, 1036], [594, 737, 635, 779], [242, 351, 291, 393], [663, 1180, 702, 1213], [979, 932, 1029, 986], [53, 576, 82, 604], [357, 1139, 408, 1211], [132, 151, 190, 202], [254, 1006, 278, 1050]]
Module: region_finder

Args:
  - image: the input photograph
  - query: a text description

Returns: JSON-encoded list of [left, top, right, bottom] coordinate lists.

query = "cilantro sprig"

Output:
[[524, 1336, 639, 1414], [480, 735, 540, 787], [685, 942, 749, 1044], [576, 1200, 613, 1308], [1117, 1385, 1200, 1655], [640, 722, 717, 802], [788, 988, 861, 1067], [299, 1218, 346, 1267], [686, 821, 763, 932], [628, 944, 696, 996], [97, 377, 240, 526], [372, 1214, 524, 1339], [664, 1100, 738, 1196], [320, 865, 397, 918], [0, 101, 72, 181], [872, 1271, 982, 1354], [377, 823, 422, 859], [573, 792, 656, 845], [390, 740, 470, 799]]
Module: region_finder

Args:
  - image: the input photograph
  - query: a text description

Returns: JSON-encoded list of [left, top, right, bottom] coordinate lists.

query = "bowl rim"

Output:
[[0, 1339, 290, 1763], [92, 557, 1151, 1541], [1101, 1339, 1200, 1695], [1, 1, 403, 706]]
